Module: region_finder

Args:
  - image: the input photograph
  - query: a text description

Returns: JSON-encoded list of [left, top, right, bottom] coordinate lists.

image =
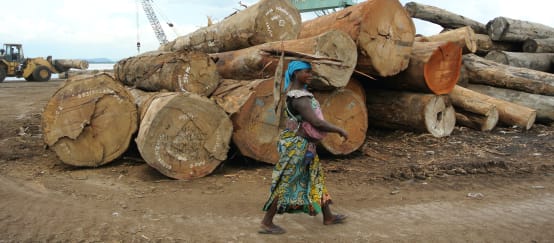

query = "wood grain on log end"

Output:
[[42, 73, 138, 167], [423, 42, 462, 94], [315, 89, 367, 155], [136, 93, 232, 180]]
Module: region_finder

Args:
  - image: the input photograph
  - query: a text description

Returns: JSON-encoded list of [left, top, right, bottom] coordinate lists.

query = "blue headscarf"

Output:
[[283, 60, 311, 91]]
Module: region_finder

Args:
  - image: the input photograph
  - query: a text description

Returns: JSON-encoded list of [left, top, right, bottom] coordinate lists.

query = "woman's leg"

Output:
[[322, 202, 347, 225], [260, 198, 286, 234]]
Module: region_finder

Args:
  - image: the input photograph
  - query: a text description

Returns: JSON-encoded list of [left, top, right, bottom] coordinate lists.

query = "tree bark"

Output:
[[135, 92, 233, 180], [210, 30, 357, 90], [210, 78, 268, 114], [484, 51, 554, 72], [114, 51, 220, 96], [53, 59, 89, 71], [41, 73, 138, 167], [230, 79, 281, 164], [467, 84, 554, 123], [404, 2, 486, 34], [299, 0, 415, 77], [448, 85, 499, 131], [365, 90, 455, 137], [382, 41, 462, 94], [523, 38, 554, 53], [159, 0, 301, 53], [65, 69, 114, 79], [463, 54, 554, 96], [475, 33, 523, 55], [416, 26, 477, 54], [487, 17, 554, 42], [314, 88, 367, 155], [452, 85, 536, 130]]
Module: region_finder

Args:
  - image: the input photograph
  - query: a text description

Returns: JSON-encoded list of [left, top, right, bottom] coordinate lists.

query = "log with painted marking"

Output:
[[41, 73, 138, 167], [114, 51, 220, 96], [159, 0, 301, 53], [134, 92, 233, 180]]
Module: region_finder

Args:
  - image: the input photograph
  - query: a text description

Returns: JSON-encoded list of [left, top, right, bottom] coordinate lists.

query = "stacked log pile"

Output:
[[41, 0, 553, 179]]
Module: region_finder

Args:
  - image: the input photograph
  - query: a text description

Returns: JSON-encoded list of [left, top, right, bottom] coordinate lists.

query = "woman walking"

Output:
[[259, 60, 349, 234]]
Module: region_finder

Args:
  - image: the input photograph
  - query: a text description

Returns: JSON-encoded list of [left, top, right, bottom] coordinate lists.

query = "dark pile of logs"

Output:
[[41, 0, 553, 180]]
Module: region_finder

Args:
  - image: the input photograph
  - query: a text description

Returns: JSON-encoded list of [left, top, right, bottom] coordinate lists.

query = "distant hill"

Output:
[[85, 58, 115, 64]]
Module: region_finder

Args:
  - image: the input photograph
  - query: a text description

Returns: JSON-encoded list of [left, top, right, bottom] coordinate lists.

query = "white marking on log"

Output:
[[265, 22, 273, 37], [275, 6, 297, 26], [178, 66, 191, 92], [154, 134, 172, 170]]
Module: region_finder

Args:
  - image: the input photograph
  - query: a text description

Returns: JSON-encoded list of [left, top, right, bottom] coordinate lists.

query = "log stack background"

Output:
[[41, 0, 554, 180]]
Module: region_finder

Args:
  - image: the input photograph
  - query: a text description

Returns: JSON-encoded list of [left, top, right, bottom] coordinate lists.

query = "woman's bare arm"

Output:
[[292, 97, 348, 139]]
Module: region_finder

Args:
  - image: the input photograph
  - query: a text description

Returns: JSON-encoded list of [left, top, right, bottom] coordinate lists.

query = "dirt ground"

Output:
[[1, 79, 553, 242]]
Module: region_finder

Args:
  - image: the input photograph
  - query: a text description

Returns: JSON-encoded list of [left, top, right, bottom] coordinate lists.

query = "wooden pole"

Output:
[[135, 92, 233, 180], [487, 17, 554, 42], [299, 0, 415, 77], [463, 54, 554, 96], [474, 33, 523, 55], [210, 30, 357, 90], [382, 41, 462, 94], [159, 0, 301, 53], [41, 73, 138, 167], [467, 84, 554, 123], [114, 51, 220, 96], [484, 51, 554, 73], [448, 85, 499, 131], [404, 2, 487, 34], [365, 90, 456, 137], [523, 38, 554, 53], [452, 85, 536, 130], [417, 26, 477, 53]]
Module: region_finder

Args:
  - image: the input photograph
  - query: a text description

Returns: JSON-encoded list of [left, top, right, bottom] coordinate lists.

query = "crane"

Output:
[[137, 0, 174, 52]]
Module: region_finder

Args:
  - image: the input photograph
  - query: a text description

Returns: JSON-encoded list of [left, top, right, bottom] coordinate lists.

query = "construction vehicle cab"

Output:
[[0, 43, 57, 82]]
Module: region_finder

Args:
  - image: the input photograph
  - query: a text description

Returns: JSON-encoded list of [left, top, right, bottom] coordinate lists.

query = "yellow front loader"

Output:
[[0, 43, 88, 82]]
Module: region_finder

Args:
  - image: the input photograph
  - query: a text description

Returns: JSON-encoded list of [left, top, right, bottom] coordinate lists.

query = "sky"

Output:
[[1, 0, 553, 62]]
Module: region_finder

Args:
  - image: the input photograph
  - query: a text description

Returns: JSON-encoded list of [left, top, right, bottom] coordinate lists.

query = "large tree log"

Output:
[[487, 17, 554, 42], [65, 69, 114, 79], [114, 51, 220, 96], [210, 78, 267, 114], [451, 85, 536, 129], [41, 73, 138, 167], [475, 33, 523, 55], [416, 26, 477, 53], [135, 92, 233, 180], [230, 79, 281, 164], [467, 84, 554, 123], [365, 90, 455, 137], [53, 59, 89, 71], [523, 38, 554, 53], [299, 0, 415, 77], [345, 76, 366, 103], [210, 30, 357, 90], [314, 88, 367, 155], [448, 85, 499, 131], [159, 0, 300, 53], [382, 41, 462, 94], [484, 51, 554, 72], [463, 54, 554, 96], [404, 2, 487, 34]]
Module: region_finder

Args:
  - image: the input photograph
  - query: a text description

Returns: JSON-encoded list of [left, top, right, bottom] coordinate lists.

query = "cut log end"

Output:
[[424, 96, 456, 137], [42, 73, 138, 167], [488, 17, 508, 41], [423, 42, 462, 94], [136, 93, 233, 179], [316, 89, 367, 155]]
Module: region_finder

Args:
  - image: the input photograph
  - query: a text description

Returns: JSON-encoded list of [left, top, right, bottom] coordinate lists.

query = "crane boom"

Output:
[[140, 0, 168, 45]]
